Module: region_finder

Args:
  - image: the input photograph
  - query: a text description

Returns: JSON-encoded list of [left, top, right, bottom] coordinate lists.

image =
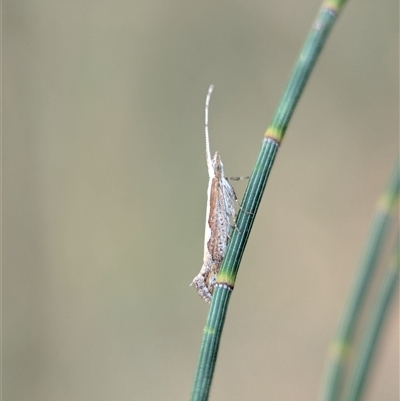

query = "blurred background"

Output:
[[4, 1, 398, 400]]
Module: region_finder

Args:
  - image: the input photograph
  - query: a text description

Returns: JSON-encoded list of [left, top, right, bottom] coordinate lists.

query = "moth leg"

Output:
[[238, 202, 253, 215], [230, 223, 241, 235], [227, 176, 250, 181], [226, 177, 253, 216]]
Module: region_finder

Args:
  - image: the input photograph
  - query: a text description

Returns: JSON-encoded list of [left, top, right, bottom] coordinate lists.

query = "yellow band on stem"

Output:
[[321, 0, 341, 13], [216, 272, 235, 287], [376, 191, 398, 214], [328, 341, 350, 361], [264, 127, 283, 144], [204, 326, 216, 335]]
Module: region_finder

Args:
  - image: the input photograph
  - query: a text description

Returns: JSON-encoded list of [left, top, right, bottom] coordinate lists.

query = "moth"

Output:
[[190, 85, 241, 303]]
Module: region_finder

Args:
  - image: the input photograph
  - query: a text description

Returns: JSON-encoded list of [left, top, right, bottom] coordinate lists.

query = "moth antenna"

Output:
[[205, 84, 214, 167]]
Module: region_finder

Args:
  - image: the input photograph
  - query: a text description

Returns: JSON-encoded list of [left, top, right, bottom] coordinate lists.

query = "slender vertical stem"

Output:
[[344, 237, 399, 401], [319, 159, 400, 401], [190, 2, 348, 400]]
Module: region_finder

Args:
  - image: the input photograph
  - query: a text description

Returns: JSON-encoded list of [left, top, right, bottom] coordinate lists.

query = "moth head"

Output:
[[212, 151, 224, 178]]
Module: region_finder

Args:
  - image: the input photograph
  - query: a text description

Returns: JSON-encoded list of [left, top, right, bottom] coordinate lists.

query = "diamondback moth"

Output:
[[190, 85, 245, 303]]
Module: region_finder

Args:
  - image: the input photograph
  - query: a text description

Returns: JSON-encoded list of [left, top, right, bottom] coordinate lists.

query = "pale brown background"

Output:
[[4, 1, 399, 400]]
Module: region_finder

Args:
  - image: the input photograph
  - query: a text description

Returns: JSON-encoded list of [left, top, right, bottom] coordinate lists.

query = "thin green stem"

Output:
[[319, 159, 400, 401], [266, 0, 347, 142], [190, 2, 348, 400], [344, 236, 399, 401], [190, 283, 232, 401]]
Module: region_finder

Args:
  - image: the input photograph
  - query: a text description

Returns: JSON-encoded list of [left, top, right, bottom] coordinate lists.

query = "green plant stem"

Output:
[[190, 2, 348, 400], [266, 0, 348, 143], [344, 236, 399, 401], [320, 158, 400, 401]]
